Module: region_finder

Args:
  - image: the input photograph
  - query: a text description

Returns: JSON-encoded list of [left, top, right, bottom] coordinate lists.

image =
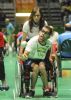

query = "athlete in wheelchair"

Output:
[[18, 25, 58, 98]]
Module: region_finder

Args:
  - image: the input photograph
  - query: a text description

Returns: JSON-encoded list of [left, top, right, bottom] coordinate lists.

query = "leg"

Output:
[[39, 62, 52, 96], [29, 64, 39, 97], [31, 64, 39, 89], [39, 62, 48, 89], [0, 51, 9, 91], [0, 48, 6, 86], [0, 60, 5, 85]]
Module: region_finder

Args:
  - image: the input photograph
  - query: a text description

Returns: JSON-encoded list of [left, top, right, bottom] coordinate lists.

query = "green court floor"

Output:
[[0, 53, 71, 100]]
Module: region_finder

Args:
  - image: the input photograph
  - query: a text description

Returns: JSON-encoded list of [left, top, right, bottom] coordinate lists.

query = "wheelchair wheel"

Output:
[[14, 61, 22, 97], [51, 60, 58, 97]]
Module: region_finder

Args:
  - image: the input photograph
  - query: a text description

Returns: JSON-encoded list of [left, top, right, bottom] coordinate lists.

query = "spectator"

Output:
[[0, 28, 9, 91], [57, 21, 71, 76], [16, 27, 23, 53], [5, 18, 15, 51], [47, 26, 59, 89], [58, 21, 71, 56], [49, 26, 59, 43]]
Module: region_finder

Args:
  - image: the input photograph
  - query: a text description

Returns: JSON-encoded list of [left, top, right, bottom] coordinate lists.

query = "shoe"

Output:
[[0, 86, 3, 91], [43, 91, 52, 97], [25, 93, 31, 98], [19, 93, 25, 98], [29, 90, 35, 97], [0, 86, 9, 91], [51, 91, 58, 97]]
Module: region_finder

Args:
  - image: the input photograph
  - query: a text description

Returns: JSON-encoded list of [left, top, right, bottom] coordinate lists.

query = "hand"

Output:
[[49, 57, 53, 63], [18, 55, 23, 61], [51, 54, 56, 60], [49, 54, 56, 63]]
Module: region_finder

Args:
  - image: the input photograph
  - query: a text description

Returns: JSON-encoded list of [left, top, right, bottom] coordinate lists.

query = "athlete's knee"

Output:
[[39, 63, 46, 72], [32, 64, 39, 74]]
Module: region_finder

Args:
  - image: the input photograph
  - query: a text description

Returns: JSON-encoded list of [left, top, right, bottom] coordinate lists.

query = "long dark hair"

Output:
[[29, 6, 45, 32]]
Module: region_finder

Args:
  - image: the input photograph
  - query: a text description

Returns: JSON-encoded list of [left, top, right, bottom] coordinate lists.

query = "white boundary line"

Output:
[[59, 88, 71, 91]]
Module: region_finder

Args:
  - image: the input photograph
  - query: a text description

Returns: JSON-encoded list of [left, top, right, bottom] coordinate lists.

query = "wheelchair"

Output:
[[13, 61, 25, 100], [13, 58, 58, 99], [13, 43, 58, 99]]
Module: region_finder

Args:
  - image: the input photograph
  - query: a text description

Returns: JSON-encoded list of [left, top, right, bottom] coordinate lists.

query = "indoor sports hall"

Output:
[[0, 0, 71, 100]]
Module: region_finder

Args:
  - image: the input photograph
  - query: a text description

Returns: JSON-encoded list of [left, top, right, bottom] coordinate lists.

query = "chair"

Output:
[[57, 38, 71, 77]]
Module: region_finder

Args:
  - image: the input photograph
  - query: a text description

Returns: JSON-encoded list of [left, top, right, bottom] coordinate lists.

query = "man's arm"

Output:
[[22, 21, 29, 41], [3, 35, 8, 42], [18, 41, 27, 56], [18, 50, 29, 61]]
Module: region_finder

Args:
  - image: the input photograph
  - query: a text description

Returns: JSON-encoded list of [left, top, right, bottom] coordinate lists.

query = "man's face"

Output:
[[38, 26, 50, 43]]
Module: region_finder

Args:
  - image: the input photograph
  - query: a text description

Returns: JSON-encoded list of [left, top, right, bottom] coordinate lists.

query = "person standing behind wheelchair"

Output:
[[22, 6, 48, 41], [19, 6, 48, 97], [18, 25, 53, 97], [20, 6, 48, 54]]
